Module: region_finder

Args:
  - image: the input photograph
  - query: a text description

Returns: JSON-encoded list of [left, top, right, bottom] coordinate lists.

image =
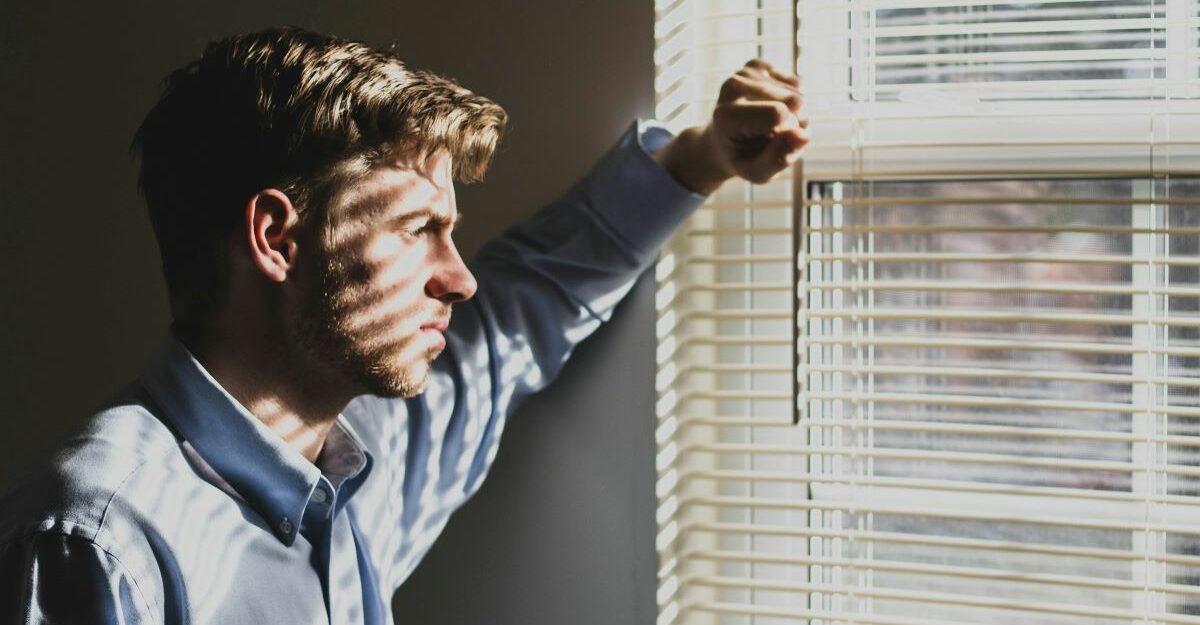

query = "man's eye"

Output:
[[401, 222, 431, 237]]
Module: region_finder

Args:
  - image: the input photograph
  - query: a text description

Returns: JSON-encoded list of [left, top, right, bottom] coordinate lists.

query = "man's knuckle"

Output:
[[772, 102, 789, 123], [720, 75, 748, 98]]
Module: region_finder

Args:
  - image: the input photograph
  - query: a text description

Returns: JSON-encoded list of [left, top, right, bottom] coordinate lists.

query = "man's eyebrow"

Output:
[[390, 207, 461, 230]]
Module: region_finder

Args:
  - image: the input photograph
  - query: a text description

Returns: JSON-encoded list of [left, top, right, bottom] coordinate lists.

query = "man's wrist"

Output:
[[652, 126, 733, 196]]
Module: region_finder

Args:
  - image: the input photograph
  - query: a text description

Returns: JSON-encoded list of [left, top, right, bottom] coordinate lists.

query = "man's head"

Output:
[[133, 27, 506, 397]]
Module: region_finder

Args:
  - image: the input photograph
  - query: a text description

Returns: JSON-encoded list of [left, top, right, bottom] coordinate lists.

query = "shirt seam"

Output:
[[89, 442, 176, 622], [7, 530, 162, 625], [93, 397, 181, 541], [95, 456, 153, 539], [91, 536, 161, 625], [100, 457, 166, 622]]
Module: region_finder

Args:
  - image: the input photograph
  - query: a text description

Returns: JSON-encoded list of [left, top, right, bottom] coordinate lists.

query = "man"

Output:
[[0, 27, 806, 624]]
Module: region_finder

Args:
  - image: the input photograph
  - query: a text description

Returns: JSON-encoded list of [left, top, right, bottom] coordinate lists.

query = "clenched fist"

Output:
[[654, 58, 809, 194]]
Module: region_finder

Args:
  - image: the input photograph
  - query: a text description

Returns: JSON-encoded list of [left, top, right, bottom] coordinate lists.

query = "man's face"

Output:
[[293, 149, 476, 398]]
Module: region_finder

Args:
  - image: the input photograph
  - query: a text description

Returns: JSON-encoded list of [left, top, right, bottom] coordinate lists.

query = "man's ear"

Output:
[[245, 189, 301, 283]]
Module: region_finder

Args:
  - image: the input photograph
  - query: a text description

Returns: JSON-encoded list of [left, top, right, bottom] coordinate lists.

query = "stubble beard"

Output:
[[294, 255, 446, 399]]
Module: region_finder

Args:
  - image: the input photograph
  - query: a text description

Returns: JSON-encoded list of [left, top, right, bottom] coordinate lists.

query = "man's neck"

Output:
[[182, 328, 353, 464]]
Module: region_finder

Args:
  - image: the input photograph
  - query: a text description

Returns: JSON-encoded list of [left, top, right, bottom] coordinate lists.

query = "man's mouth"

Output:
[[419, 318, 450, 349], [420, 319, 449, 332]]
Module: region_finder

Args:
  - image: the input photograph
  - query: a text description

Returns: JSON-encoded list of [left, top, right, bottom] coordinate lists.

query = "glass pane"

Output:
[[800, 177, 1200, 623]]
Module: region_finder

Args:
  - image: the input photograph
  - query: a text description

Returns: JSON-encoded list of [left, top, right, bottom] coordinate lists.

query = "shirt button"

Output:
[[279, 517, 294, 535], [312, 488, 329, 504]]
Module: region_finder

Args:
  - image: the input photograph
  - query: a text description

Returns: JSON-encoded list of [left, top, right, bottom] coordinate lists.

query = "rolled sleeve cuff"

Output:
[[579, 119, 708, 263]]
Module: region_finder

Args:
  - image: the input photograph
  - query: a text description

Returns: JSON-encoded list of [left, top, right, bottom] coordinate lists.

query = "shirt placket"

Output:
[[303, 476, 367, 625], [327, 503, 367, 625]]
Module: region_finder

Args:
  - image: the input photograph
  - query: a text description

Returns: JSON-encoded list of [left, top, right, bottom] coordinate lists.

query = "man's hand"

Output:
[[654, 58, 809, 195]]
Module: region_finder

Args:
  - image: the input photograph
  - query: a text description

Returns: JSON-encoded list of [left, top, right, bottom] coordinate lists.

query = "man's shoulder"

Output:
[[0, 394, 187, 547]]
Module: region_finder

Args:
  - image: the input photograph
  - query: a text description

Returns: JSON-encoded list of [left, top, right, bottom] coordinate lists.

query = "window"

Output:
[[653, 0, 1200, 623]]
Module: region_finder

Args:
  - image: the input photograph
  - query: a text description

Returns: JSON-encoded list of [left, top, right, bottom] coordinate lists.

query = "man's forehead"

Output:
[[390, 147, 454, 187], [342, 149, 456, 218]]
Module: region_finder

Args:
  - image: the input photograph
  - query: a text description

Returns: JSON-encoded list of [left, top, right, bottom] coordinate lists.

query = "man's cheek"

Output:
[[334, 258, 426, 334], [368, 239, 427, 294]]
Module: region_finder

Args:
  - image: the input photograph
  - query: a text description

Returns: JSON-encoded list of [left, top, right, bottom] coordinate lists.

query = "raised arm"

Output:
[[344, 59, 807, 593]]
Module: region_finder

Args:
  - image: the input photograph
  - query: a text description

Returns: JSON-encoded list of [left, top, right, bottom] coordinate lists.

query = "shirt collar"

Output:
[[141, 333, 373, 546], [316, 418, 373, 515]]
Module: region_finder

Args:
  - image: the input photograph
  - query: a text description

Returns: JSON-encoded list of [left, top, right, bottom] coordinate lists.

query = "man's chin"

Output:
[[357, 348, 442, 398], [356, 372, 425, 399]]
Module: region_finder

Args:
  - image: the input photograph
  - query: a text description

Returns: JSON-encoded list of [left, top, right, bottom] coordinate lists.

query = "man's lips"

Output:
[[420, 319, 449, 332], [419, 318, 450, 350]]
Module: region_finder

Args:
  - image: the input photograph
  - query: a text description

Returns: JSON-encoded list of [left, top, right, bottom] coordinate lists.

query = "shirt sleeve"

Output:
[[0, 532, 156, 625], [462, 119, 707, 422]]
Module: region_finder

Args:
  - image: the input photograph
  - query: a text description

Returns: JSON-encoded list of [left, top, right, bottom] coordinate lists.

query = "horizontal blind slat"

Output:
[[802, 0, 1172, 11], [804, 196, 1200, 206], [677, 521, 1200, 566], [803, 363, 1200, 387], [813, 278, 1200, 295], [802, 224, 1200, 235], [682, 444, 1200, 480], [800, 334, 1200, 357], [682, 494, 1200, 533], [802, 390, 1200, 417], [803, 308, 1200, 329], [674, 415, 1200, 447], [673, 469, 1200, 507], [805, 252, 1200, 266], [684, 601, 978, 625], [683, 576, 1200, 625], [681, 550, 1200, 597]]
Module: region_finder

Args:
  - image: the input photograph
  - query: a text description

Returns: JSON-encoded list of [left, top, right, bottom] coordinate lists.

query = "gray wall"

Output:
[[0, 2, 660, 623]]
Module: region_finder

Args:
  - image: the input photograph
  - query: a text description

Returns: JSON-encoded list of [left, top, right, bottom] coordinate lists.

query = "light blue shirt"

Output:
[[0, 120, 704, 625]]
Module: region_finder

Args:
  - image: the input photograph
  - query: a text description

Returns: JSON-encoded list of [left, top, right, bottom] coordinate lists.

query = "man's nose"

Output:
[[426, 238, 477, 304]]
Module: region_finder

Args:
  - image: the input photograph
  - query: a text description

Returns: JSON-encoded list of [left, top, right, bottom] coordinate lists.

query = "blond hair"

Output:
[[132, 27, 506, 335]]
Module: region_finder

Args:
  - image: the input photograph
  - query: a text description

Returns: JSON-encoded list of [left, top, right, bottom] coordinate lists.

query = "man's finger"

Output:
[[716, 101, 801, 139], [783, 126, 811, 154], [767, 66, 802, 90], [744, 129, 808, 182], [738, 58, 803, 91], [719, 74, 804, 111], [744, 58, 776, 74]]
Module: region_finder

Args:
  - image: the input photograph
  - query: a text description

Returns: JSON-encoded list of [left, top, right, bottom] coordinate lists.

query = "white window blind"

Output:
[[654, 0, 1200, 624]]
